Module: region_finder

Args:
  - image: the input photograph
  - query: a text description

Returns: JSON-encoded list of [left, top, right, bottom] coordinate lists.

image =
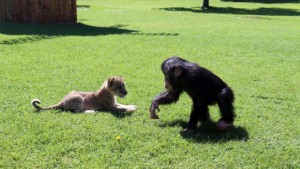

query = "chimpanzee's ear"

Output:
[[174, 66, 182, 77], [108, 77, 115, 87]]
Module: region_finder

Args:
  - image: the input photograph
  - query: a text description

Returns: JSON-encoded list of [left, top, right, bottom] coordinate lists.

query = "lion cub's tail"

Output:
[[31, 99, 43, 111], [31, 99, 63, 111]]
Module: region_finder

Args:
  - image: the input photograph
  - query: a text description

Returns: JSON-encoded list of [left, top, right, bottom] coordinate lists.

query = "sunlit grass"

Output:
[[0, 0, 299, 168]]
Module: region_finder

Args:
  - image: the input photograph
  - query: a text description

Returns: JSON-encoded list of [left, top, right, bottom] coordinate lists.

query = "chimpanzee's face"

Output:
[[163, 70, 180, 91], [164, 73, 173, 91], [162, 60, 183, 91]]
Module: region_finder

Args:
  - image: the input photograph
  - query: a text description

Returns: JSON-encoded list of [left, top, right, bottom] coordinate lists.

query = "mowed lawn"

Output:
[[0, 0, 299, 168]]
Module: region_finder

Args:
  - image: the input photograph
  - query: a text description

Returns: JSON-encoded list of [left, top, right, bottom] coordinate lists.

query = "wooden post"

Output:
[[0, 0, 77, 23]]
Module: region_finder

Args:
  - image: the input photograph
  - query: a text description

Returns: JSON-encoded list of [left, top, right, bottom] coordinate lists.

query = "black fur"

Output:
[[150, 57, 235, 130]]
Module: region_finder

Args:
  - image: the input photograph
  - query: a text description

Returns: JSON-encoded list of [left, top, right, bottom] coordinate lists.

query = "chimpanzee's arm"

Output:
[[150, 90, 182, 119], [154, 90, 181, 104]]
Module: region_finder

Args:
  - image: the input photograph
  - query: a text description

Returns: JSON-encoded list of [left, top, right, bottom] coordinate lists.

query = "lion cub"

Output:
[[31, 76, 137, 113]]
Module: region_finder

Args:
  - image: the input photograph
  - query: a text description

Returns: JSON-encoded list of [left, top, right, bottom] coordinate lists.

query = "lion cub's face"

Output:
[[107, 77, 127, 98]]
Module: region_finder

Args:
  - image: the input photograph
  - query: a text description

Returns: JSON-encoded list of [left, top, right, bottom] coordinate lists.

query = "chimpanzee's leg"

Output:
[[197, 105, 210, 123], [186, 103, 209, 130], [216, 87, 235, 130], [217, 87, 235, 123]]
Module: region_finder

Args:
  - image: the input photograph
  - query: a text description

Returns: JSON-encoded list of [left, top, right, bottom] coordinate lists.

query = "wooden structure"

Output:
[[0, 0, 77, 23]]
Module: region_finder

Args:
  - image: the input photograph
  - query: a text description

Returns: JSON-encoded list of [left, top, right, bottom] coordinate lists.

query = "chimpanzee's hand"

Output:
[[150, 100, 160, 119]]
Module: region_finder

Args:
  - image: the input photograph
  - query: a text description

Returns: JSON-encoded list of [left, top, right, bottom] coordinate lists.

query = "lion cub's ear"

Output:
[[108, 77, 115, 87]]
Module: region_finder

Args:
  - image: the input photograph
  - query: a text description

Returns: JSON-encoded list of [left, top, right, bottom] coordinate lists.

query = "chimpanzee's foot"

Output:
[[216, 119, 233, 131]]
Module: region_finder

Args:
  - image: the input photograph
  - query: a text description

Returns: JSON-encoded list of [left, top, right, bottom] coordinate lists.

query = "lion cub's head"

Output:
[[107, 76, 128, 98]]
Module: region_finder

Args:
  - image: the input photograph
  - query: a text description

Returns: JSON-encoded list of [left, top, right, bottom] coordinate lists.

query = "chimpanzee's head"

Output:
[[161, 57, 187, 91]]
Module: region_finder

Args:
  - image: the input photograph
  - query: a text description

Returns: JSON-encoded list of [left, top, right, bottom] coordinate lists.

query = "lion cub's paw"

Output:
[[85, 110, 96, 114], [126, 105, 137, 112]]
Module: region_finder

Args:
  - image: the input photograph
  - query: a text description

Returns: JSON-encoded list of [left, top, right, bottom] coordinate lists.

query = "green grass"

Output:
[[0, 0, 299, 168]]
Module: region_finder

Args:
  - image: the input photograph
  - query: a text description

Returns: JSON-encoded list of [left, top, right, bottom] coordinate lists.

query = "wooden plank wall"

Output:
[[0, 0, 77, 23]]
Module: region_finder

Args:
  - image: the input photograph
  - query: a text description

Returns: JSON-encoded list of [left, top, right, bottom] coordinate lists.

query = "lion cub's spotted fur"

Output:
[[31, 76, 137, 113]]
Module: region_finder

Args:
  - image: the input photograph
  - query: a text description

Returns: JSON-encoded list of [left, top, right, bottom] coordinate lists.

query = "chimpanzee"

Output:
[[150, 57, 235, 130]]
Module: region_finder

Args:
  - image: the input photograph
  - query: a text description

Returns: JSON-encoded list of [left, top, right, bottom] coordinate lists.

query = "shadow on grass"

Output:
[[131, 32, 179, 36], [105, 110, 133, 119], [222, 0, 300, 3], [41, 110, 133, 119], [77, 5, 91, 9], [0, 23, 136, 36], [0, 23, 137, 44], [0, 23, 136, 45], [159, 119, 249, 143], [159, 6, 300, 16], [0, 23, 179, 45]]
